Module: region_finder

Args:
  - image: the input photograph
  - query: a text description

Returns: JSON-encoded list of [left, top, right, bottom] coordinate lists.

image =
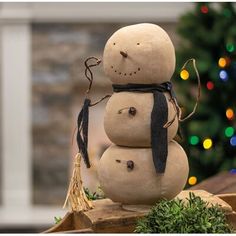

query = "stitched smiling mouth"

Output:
[[110, 66, 141, 76]]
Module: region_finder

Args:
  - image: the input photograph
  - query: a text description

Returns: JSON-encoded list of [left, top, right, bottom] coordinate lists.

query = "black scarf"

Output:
[[112, 82, 176, 174], [76, 98, 91, 168]]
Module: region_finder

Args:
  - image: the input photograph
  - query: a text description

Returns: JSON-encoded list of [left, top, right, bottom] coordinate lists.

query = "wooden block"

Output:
[[84, 199, 146, 233], [217, 193, 236, 212], [217, 193, 236, 230], [44, 199, 146, 233]]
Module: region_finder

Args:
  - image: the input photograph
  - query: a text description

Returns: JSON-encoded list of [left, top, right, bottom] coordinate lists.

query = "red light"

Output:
[[206, 81, 214, 90], [201, 5, 209, 14]]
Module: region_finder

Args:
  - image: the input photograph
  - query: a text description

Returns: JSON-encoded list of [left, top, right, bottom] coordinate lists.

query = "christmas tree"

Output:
[[174, 2, 236, 187]]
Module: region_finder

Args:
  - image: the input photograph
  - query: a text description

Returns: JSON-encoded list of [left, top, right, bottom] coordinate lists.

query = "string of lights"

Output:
[[179, 4, 236, 186]]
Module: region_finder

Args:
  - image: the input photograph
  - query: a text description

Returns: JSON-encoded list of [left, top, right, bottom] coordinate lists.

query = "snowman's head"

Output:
[[103, 23, 176, 84]]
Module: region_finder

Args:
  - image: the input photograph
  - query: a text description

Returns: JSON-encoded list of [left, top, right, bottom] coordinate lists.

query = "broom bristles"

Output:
[[63, 153, 94, 212]]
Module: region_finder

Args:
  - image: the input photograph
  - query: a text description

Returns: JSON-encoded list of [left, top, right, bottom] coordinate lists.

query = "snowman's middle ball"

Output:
[[104, 92, 178, 147]]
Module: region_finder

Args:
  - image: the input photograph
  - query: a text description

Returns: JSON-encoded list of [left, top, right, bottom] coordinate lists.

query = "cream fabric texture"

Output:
[[97, 23, 188, 205], [104, 92, 178, 147], [97, 141, 189, 205], [103, 23, 176, 84]]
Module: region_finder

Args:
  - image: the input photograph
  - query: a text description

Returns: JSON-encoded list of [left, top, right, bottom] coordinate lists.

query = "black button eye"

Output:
[[118, 106, 137, 115], [113, 43, 116, 45], [137, 43, 140, 45], [129, 107, 136, 116], [127, 160, 134, 171]]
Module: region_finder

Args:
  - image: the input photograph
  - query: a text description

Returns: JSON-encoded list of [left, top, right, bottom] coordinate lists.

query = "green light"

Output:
[[225, 126, 234, 137], [189, 136, 200, 145], [226, 43, 235, 52], [223, 9, 232, 18]]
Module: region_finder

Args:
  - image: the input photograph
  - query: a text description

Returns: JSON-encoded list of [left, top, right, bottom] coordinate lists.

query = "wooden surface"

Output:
[[44, 172, 236, 233], [190, 171, 236, 194], [218, 194, 236, 230], [44, 199, 147, 233], [44, 190, 236, 233]]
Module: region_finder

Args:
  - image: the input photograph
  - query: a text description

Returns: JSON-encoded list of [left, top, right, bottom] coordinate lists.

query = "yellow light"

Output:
[[226, 108, 234, 120], [188, 176, 197, 185], [180, 69, 189, 80], [203, 138, 213, 150], [218, 57, 227, 68]]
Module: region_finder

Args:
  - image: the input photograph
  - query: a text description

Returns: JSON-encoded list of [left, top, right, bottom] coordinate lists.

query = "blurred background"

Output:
[[0, 2, 235, 233]]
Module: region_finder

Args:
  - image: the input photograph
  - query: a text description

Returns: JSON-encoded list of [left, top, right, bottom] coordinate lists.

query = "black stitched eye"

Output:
[[137, 43, 140, 45], [113, 43, 116, 45]]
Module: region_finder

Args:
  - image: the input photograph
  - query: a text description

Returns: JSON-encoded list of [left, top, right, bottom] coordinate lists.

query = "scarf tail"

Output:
[[76, 98, 91, 168], [151, 91, 168, 173]]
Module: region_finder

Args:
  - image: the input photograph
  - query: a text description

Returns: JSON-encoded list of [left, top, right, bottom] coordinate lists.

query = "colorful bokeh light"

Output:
[[203, 138, 213, 149], [230, 136, 236, 146], [218, 57, 227, 68], [206, 81, 214, 90], [180, 69, 189, 80], [189, 136, 200, 145], [188, 176, 197, 185], [226, 108, 234, 120], [225, 127, 234, 137], [223, 8, 232, 18], [230, 169, 236, 174], [219, 70, 228, 81], [201, 5, 209, 14], [226, 43, 235, 53]]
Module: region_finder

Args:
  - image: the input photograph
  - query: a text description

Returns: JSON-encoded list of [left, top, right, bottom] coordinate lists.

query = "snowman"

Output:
[[96, 23, 189, 205]]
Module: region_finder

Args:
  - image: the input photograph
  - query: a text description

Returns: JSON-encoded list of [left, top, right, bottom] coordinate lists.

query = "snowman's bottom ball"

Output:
[[97, 141, 189, 205]]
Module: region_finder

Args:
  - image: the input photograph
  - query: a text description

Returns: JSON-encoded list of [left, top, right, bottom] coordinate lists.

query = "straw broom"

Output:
[[63, 153, 94, 212]]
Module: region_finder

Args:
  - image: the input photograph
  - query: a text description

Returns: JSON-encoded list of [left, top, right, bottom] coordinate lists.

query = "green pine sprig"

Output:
[[54, 216, 62, 224]]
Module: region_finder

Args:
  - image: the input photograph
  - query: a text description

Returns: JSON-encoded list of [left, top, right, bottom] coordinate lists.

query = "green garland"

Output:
[[135, 193, 232, 233]]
